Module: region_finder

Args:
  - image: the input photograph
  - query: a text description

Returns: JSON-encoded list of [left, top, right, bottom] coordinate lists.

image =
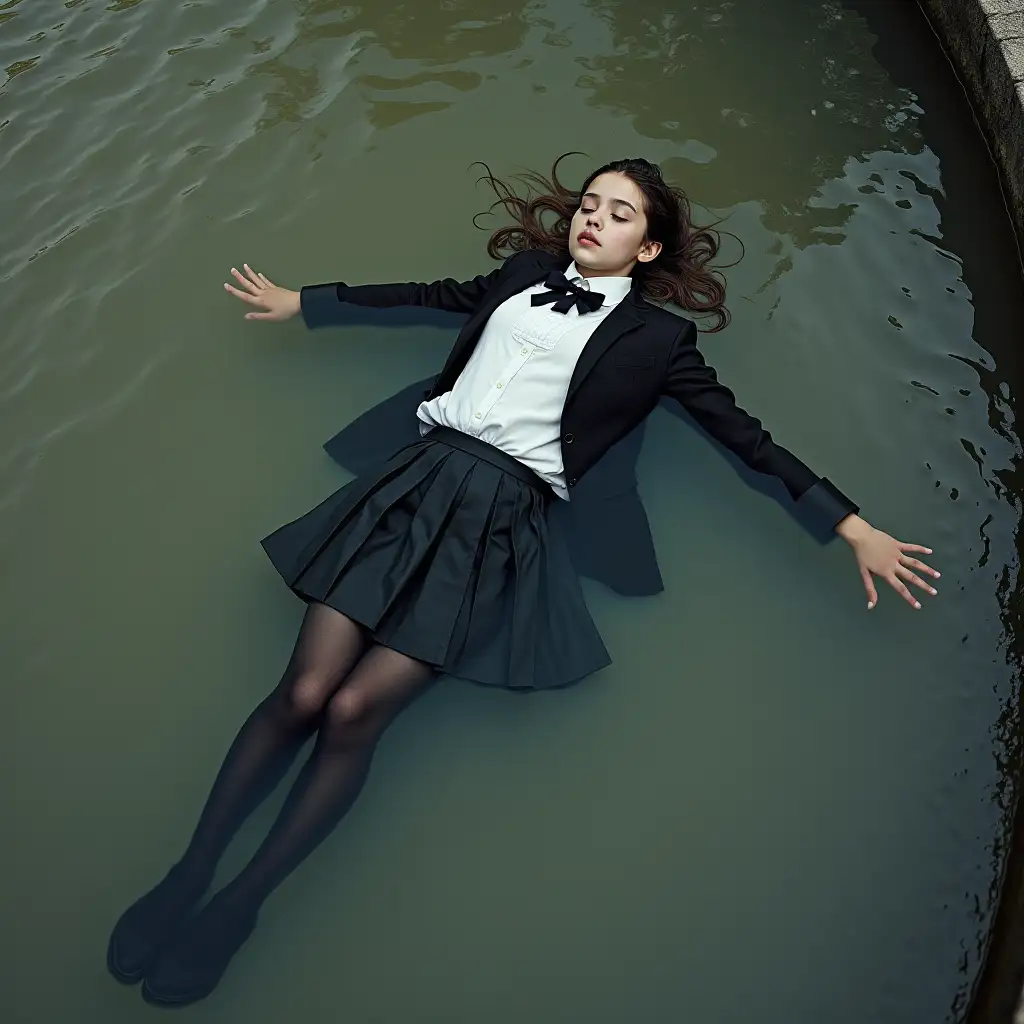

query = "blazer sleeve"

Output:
[[662, 319, 859, 539], [299, 251, 523, 328]]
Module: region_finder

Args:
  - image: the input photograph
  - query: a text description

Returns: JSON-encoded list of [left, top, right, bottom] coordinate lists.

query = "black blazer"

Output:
[[301, 247, 858, 519]]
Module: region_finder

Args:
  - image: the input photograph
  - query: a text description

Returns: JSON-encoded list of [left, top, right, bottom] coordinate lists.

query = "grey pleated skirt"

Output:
[[260, 426, 611, 691]]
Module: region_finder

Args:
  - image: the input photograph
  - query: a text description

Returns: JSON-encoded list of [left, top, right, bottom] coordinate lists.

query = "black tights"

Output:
[[175, 602, 436, 911]]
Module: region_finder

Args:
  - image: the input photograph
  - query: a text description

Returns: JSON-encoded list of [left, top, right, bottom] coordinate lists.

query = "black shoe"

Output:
[[106, 865, 210, 984], [141, 895, 258, 1007]]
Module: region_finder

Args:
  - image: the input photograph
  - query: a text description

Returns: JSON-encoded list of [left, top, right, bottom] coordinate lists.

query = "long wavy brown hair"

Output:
[[469, 151, 742, 333]]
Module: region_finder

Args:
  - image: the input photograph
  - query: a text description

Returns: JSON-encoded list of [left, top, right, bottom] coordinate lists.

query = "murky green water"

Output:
[[3, 1, 1023, 1021]]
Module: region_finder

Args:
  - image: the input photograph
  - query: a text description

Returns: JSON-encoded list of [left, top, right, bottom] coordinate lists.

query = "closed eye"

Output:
[[581, 207, 629, 223]]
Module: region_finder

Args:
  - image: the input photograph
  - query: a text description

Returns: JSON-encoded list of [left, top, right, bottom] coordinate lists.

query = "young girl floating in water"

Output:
[[107, 153, 939, 1006]]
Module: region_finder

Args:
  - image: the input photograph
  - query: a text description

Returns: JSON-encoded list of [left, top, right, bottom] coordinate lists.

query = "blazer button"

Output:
[[563, 432, 574, 443], [568, 477, 577, 487]]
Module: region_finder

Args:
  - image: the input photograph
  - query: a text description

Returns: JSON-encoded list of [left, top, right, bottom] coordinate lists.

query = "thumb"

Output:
[[860, 565, 878, 610], [245, 311, 275, 320]]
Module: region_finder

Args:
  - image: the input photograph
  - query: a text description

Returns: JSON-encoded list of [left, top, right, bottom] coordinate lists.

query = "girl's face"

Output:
[[568, 171, 662, 277]]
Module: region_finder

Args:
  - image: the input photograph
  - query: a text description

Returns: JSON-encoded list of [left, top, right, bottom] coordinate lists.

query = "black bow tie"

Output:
[[530, 268, 605, 315]]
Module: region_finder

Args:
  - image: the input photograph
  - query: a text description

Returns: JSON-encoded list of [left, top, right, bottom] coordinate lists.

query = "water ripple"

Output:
[[1, 3, 1022, 1022]]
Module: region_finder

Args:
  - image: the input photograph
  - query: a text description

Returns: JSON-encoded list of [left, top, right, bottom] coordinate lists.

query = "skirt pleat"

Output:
[[261, 431, 611, 691]]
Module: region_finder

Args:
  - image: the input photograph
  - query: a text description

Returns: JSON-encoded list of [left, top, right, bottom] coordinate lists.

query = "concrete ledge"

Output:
[[918, 0, 1024, 254], [912, 4, 1024, 1023]]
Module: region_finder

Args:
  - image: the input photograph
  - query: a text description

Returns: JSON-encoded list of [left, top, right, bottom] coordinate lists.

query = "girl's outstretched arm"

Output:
[[223, 254, 528, 326], [663, 320, 939, 611]]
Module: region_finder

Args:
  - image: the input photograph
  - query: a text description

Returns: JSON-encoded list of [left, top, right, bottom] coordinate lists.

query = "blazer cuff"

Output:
[[300, 283, 347, 328], [794, 477, 860, 542]]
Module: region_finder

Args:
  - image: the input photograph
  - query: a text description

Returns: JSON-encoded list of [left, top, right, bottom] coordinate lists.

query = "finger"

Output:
[[860, 565, 878, 610], [895, 564, 937, 596], [224, 282, 264, 306], [886, 573, 921, 610], [243, 263, 265, 289], [899, 554, 940, 579], [898, 543, 933, 555], [230, 267, 262, 295], [258, 272, 276, 288]]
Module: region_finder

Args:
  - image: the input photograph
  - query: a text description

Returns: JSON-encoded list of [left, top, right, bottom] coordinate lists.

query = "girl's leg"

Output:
[[108, 602, 367, 983], [141, 644, 437, 1006], [217, 644, 436, 910], [178, 602, 369, 882]]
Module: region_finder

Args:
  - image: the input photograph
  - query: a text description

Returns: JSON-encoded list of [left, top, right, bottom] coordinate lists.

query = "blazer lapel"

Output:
[[431, 254, 557, 392], [462, 254, 556, 336], [564, 277, 646, 405]]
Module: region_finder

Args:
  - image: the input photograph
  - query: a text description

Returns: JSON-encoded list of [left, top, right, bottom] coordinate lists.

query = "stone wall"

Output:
[[914, 3, 1024, 1022], [918, 0, 1024, 251]]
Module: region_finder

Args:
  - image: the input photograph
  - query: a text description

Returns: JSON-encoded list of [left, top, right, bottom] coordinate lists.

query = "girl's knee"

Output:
[[319, 647, 433, 743], [325, 685, 369, 727], [322, 686, 380, 744], [279, 671, 339, 724]]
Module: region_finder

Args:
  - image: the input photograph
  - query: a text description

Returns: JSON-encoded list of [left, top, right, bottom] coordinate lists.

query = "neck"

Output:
[[574, 257, 637, 279]]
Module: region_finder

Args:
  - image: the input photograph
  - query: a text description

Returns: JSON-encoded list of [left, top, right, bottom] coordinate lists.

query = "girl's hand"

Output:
[[835, 514, 939, 610], [223, 264, 300, 321]]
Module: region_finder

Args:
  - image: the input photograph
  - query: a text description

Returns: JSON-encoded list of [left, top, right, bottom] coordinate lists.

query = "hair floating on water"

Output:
[[468, 150, 743, 333]]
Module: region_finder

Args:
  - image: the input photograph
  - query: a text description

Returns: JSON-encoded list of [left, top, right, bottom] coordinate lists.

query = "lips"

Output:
[[578, 231, 600, 246]]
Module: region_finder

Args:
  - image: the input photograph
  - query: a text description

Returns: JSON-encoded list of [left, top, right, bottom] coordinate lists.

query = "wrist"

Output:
[[287, 289, 301, 318], [835, 513, 872, 545]]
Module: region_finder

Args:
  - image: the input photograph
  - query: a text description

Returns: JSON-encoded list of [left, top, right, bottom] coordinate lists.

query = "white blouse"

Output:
[[416, 260, 633, 500]]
